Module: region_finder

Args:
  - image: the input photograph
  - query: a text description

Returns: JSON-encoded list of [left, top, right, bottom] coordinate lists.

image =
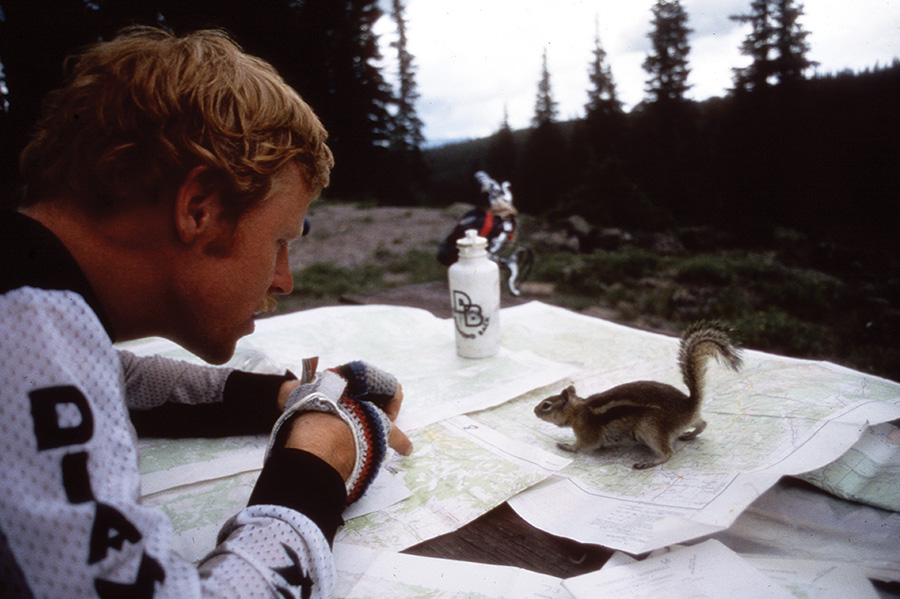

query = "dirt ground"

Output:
[[288, 201, 464, 270]]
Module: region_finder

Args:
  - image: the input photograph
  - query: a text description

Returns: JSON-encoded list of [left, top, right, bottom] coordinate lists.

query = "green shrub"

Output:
[[532, 252, 581, 284], [587, 249, 660, 283], [756, 270, 846, 322], [674, 255, 735, 286], [386, 249, 447, 283], [734, 309, 833, 357]]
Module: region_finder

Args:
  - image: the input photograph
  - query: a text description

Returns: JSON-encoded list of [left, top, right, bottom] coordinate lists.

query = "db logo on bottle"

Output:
[[452, 290, 490, 337]]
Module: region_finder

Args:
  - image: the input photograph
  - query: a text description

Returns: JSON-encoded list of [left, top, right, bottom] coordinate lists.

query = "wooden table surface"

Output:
[[402, 502, 613, 579]]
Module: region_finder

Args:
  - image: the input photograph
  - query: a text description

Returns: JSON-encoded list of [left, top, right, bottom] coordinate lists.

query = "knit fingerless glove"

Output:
[[329, 360, 399, 409], [267, 366, 394, 505]]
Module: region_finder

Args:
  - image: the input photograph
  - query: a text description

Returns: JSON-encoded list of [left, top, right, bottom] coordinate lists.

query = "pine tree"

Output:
[[532, 48, 558, 128], [642, 0, 693, 106], [518, 48, 568, 213], [0, 60, 8, 113], [379, 0, 427, 201], [290, 0, 394, 195], [584, 20, 621, 119], [773, 0, 816, 85], [388, 0, 424, 154], [485, 108, 516, 184], [731, 0, 777, 91], [731, 0, 815, 92]]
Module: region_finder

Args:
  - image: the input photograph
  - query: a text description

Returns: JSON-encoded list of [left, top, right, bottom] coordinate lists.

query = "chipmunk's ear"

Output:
[[562, 385, 577, 400]]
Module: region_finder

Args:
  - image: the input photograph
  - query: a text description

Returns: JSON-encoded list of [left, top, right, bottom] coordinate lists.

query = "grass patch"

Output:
[[586, 249, 661, 283], [287, 248, 447, 306], [733, 309, 834, 356], [674, 255, 736, 286], [384, 249, 448, 283], [529, 246, 897, 380], [291, 263, 386, 300], [535, 248, 662, 297]]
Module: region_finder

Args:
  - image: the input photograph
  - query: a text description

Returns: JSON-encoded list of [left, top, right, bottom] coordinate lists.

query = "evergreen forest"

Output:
[[1, 0, 897, 261]]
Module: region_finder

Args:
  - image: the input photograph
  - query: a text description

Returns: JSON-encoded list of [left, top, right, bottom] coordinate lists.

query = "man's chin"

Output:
[[182, 336, 243, 366], [171, 320, 255, 365], [197, 345, 238, 365]]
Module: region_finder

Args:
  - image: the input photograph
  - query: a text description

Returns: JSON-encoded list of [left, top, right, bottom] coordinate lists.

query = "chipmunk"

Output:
[[534, 322, 743, 469]]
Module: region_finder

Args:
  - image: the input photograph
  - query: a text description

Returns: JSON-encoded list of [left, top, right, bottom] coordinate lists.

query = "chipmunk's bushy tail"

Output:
[[678, 321, 742, 405]]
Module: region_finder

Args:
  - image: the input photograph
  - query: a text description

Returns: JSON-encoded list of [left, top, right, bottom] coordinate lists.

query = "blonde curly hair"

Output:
[[20, 26, 334, 216]]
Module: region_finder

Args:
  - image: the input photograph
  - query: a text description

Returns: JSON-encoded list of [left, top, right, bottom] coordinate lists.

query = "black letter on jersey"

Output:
[[62, 451, 95, 504], [30, 385, 94, 450], [89, 503, 143, 564], [273, 543, 314, 599], [94, 552, 165, 599]]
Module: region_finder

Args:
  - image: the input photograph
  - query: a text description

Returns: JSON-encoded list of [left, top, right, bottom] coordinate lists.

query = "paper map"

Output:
[[125, 301, 900, 595], [799, 419, 900, 511], [470, 303, 900, 553], [128, 305, 575, 562]]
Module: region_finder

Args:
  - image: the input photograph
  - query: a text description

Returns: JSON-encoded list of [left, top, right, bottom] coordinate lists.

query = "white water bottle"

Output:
[[448, 229, 500, 358]]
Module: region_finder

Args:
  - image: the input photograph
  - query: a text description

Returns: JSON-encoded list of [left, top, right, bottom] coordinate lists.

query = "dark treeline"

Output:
[[0, 0, 426, 205], [571, 65, 899, 250], [425, 6, 898, 265], [1, 0, 897, 263]]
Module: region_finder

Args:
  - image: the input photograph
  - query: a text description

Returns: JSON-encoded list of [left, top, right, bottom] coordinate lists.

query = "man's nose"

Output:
[[271, 248, 294, 295]]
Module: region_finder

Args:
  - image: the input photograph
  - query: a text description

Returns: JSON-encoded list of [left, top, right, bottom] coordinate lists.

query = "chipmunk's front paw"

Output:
[[557, 442, 578, 453], [633, 461, 658, 469], [633, 456, 669, 469]]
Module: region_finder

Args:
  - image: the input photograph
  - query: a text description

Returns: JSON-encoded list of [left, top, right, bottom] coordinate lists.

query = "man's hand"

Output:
[[380, 384, 413, 457], [276, 376, 412, 484], [283, 411, 356, 480]]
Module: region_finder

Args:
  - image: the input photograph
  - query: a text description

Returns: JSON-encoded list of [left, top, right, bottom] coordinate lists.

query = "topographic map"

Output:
[[799, 419, 900, 511], [128, 304, 576, 562], [126, 302, 900, 591], [471, 303, 900, 553]]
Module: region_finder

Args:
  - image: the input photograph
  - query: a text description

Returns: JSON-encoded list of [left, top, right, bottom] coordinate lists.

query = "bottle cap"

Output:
[[456, 229, 488, 258]]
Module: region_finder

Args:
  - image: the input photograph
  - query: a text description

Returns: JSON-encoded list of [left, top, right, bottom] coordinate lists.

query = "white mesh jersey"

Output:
[[1, 211, 345, 599]]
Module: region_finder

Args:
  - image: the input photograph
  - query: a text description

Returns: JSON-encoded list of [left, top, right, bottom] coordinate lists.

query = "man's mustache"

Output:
[[256, 294, 278, 315]]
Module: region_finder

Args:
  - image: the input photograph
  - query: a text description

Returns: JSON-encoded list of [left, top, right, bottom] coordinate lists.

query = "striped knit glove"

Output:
[[329, 360, 399, 409], [267, 364, 395, 505]]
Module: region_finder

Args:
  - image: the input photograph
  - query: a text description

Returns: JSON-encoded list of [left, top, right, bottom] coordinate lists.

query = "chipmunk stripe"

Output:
[[587, 398, 665, 414], [586, 404, 651, 427]]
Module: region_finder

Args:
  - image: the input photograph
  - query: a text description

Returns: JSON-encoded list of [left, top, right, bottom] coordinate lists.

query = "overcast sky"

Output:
[[376, 0, 900, 145]]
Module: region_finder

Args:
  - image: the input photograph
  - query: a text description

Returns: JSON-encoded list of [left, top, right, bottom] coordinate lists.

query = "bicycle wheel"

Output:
[[513, 245, 535, 282]]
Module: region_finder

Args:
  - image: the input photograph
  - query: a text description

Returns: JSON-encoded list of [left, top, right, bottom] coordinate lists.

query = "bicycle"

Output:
[[437, 171, 535, 296]]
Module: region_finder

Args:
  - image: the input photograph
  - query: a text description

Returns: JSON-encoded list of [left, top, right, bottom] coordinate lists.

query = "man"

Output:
[[0, 26, 411, 598]]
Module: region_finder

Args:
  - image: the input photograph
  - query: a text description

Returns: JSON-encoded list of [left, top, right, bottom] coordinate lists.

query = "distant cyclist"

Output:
[[438, 171, 533, 295], [437, 171, 519, 265]]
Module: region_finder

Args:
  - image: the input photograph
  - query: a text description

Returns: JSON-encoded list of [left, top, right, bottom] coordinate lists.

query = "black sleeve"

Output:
[[130, 371, 294, 438], [248, 448, 347, 545]]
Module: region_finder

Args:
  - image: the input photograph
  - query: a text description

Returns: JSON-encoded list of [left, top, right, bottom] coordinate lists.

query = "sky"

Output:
[[375, 0, 900, 145]]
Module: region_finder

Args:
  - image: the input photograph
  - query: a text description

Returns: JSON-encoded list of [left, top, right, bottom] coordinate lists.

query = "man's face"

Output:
[[174, 163, 314, 364]]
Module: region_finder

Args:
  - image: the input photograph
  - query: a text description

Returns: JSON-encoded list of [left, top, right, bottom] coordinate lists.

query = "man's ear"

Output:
[[174, 166, 222, 244]]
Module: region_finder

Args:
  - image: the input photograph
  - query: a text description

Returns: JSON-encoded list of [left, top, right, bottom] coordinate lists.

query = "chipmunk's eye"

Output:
[[539, 400, 552, 412]]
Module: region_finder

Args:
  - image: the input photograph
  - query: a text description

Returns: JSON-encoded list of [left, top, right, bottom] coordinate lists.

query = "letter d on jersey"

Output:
[[30, 385, 94, 450]]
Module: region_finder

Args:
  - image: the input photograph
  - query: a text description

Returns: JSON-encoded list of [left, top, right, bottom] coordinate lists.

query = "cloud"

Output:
[[380, 0, 900, 144], [686, 0, 749, 36]]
